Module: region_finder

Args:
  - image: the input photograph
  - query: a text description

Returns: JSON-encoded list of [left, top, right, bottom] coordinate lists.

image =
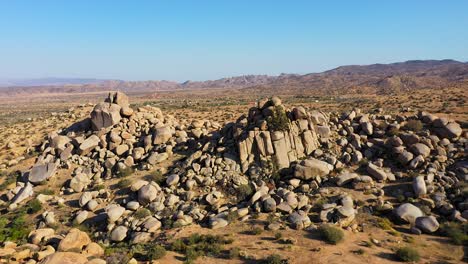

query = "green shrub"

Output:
[[267, 106, 290, 131], [117, 178, 132, 189], [396, 247, 420, 262], [131, 243, 166, 261], [318, 225, 344, 245], [229, 247, 240, 259], [93, 184, 106, 191], [249, 226, 263, 235], [134, 208, 151, 219], [27, 199, 43, 214], [405, 120, 423, 132], [236, 184, 253, 202], [353, 248, 365, 255], [170, 234, 233, 262], [0, 212, 30, 243], [145, 170, 165, 185], [37, 189, 55, 195], [116, 167, 134, 178], [264, 254, 285, 264], [274, 232, 283, 240], [441, 222, 468, 245]]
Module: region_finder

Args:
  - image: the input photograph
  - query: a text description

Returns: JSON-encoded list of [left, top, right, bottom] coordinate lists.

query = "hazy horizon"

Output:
[[1, 1, 467, 81]]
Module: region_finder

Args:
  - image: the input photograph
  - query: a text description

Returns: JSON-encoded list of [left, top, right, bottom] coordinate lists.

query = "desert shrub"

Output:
[[117, 178, 132, 189], [27, 199, 43, 214], [236, 184, 253, 202], [274, 232, 283, 240], [0, 171, 20, 189], [264, 254, 286, 264], [396, 247, 420, 262], [131, 243, 166, 261], [267, 106, 290, 131], [116, 167, 134, 178], [37, 189, 55, 195], [0, 212, 30, 243], [146, 170, 165, 185], [353, 248, 365, 255], [387, 127, 400, 136], [318, 225, 344, 244], [92, 184, 106, 191], [440, 222, 468, 245], [377, 217, 394, 230], [249, 226, 263, 235], [170, 233, 232, 262], [134, 208, 151, 219], [106, 252, 131, 264], [229, 247, 240, 259], [227, 211, 239, 223], [405, 120, 423, 132]]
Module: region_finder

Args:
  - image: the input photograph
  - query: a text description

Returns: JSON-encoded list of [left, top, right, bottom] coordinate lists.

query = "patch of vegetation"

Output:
[[92, 184, 106, 191], [0, 211, 30, 243], [133, 208, 151, 219], [404, 120, 423, 132], [145, 169, 165, 185], [248, 226, 263, 235], [105, 243, 132, 264], [26, 199, 43, 214], [274, 232, 283, 240], [263, 254, 287, 264], [170, 233, 233, 263], [387, 127, 400, 136], [116, 178, 132, 189], [229, 247, 240, 259], [267, 106, 290, 131], [37, 189, 55, 195], [0, 171, 20, 190], [116, 167, 134, 178], [440, 222, 468, 245], [318, 224, 344, 245], [396, 246, 420, 262], [236, 184, 253, 202], [131, 243, 166, 261], [352, 248, 365, 255]]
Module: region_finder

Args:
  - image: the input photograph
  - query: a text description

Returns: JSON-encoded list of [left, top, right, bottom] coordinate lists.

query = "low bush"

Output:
[[249, 226, 263, 235], [170, 233, 233, 262], [264, 254, 286, 264], [228, 247, 240, 259], [404, 120, 423, 132], [440, 222, 468, 245], [267, 106, 290, 131], [116, 167, 134, 178], [236, 184, 253, 202], [133, 208, 151, 219], [117, 178, 132, 189], [318, 224, 344, 245], [26, 199, 43, 214], [396, 246, 420, 262], [131, 243, 166, 261], [145, 170, 165, 185], [274, 232, 282, 240]]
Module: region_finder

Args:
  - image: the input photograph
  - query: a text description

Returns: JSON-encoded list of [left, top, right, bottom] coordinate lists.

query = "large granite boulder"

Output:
[[90, 102, 121, 131], [29, 162, 57, 184]]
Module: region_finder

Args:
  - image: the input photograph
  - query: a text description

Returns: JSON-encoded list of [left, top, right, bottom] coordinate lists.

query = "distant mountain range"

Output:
[[1, 59, 467, 95], [0, 78, 108, 87]]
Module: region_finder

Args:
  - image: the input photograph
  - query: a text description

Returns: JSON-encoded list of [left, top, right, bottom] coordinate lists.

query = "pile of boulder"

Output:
[[1, 91, 467, 263]]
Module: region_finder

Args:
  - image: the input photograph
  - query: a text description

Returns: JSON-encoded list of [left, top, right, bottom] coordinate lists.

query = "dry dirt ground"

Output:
[[0, 87, 467, 263]]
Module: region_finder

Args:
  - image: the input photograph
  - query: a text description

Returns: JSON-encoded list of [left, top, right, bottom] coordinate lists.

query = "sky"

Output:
[[0, 1, 467, 82]]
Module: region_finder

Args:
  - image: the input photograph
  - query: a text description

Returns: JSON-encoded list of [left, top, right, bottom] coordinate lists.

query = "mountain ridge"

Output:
[[1, 59, 467, 95]]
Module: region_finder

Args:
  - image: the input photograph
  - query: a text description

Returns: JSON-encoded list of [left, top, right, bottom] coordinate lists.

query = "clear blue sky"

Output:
[[0, 1, 467, 81]]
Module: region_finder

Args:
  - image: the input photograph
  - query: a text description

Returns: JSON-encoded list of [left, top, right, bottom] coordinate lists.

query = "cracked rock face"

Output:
[[90, 102, 122, 131], [28, 162, 57, 184]]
